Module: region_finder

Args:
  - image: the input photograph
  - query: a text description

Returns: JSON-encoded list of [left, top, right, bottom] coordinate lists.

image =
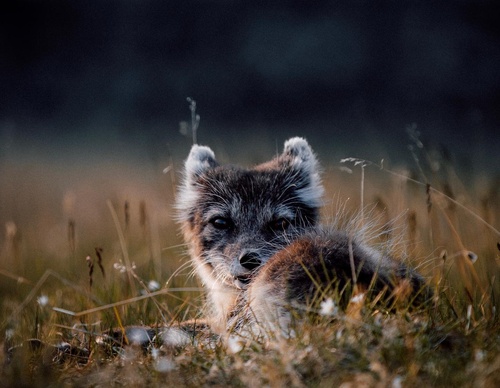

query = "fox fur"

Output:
[[177, 137, 427, 337]]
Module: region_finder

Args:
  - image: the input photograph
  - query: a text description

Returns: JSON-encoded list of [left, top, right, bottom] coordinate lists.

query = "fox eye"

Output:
[[210, 217, 233, 230], [269, 218, 290, 232]]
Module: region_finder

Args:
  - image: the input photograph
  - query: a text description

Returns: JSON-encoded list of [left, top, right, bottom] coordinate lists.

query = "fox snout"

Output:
[[239, 251, 262, 271], [230, 250, 263, 289]]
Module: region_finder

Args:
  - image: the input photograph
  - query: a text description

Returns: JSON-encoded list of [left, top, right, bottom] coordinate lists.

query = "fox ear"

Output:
[[282, 137, 324, 207], [184, 144, 218, 183], [282, 137, 318, 174], [177, 145, 218, 220]]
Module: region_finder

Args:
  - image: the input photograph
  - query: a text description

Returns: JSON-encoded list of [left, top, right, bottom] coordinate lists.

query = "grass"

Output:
[[0, 134, 499, 387]]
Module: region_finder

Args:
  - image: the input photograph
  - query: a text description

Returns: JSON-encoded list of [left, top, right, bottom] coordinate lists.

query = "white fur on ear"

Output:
[[177, 145, 218, 220], [283, 137, 317, 172], [184, 145, 218, 183], [283, 137, 324, 208]]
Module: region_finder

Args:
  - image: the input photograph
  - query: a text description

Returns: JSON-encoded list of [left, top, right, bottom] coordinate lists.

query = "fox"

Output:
[[9, 137, 429, 360], [177, 137, 428, 337]]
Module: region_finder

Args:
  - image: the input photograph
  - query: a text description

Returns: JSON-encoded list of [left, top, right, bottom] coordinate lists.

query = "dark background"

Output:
[[1, 0, 499, 171]]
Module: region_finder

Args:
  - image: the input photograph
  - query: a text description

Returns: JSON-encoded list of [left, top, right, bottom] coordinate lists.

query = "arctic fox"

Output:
[[177, 137, 426, 336]]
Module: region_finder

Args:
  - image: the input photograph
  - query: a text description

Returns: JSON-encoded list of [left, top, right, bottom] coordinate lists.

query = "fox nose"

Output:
[[239, 251, 262, 271]]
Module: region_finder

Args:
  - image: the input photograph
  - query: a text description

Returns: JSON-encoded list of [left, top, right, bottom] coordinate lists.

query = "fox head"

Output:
[[177, 137, 324, 291]]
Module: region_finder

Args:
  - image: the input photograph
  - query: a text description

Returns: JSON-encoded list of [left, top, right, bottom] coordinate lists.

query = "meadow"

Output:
[[0, 130, 499, 387]]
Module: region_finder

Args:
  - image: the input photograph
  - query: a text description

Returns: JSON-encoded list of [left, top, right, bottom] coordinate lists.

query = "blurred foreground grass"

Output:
[[0, 138, 499, 387]]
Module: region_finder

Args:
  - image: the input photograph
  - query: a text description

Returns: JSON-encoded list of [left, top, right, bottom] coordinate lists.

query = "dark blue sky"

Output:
[[1, 1, 499, 169]]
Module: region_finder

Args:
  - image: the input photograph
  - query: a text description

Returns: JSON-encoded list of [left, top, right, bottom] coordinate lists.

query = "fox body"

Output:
[[177, 137, 425, 336]]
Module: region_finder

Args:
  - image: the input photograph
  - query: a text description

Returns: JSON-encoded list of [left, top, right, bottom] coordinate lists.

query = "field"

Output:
[[0, 133, 499, 387]]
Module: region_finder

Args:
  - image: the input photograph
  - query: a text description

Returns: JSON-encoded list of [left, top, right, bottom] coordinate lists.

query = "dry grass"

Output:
[[0, 136, 499, 387]]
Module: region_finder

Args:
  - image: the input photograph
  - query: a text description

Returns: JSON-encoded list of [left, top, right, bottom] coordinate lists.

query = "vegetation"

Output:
[[0, 129, 498, 387]]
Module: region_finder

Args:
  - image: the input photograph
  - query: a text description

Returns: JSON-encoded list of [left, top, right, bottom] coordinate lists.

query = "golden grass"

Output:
[[0, 138, 499, 387]]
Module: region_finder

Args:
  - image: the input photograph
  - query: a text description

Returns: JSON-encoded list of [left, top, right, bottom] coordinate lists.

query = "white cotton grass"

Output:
[[319, 298, 338, 317], [159, 328, 191, 347], [350, 293, 365, 304], [127, 327, 153, 346], [227, 335, 244, 353], [151, 348, 176, 373], [37, 294, 49, 307], [5, 329, 14, 340], [392, 375, 403, 388], [147, 280, 161, 292], [154, 357, 176, 373], [113, 260, 136, 273]]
